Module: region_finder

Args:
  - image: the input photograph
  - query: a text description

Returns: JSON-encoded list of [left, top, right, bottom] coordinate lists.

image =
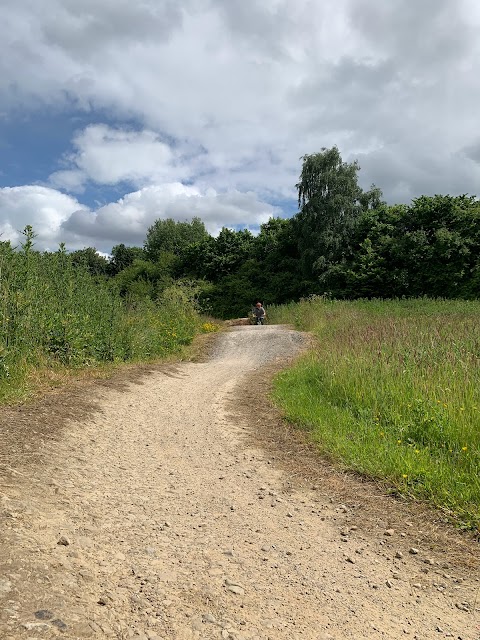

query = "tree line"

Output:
[[66, 146, 480, 318]]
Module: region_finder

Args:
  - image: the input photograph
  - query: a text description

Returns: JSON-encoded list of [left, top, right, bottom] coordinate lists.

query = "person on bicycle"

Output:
[[253, 302, 266, 325]]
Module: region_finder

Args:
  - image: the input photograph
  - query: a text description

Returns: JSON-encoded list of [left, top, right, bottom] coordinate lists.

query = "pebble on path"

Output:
[[34, 610, 54, 620]]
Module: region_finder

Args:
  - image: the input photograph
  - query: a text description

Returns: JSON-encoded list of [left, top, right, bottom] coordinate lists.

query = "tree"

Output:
[[70, 247, 109, 276], [320, 204, 407, 298], [318, 195, 480, 300], [182, 228, 255, 282], [254, 218, 305, 302], [114, 256, 177, 301], [109, 244, 146, 276], [394, 195, 480, 298], [294, 147, 375, 289], [144, 217, 209, 261]]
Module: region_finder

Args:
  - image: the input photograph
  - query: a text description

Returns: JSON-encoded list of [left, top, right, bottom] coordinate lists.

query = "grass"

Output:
[[0, 239, 220, 404], [268, 297, 480, 533]]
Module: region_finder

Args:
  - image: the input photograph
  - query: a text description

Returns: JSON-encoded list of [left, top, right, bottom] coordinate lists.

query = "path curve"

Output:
[[0, 325, 478, 639]]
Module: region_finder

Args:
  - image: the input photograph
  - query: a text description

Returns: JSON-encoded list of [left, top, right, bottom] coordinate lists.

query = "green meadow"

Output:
[[269, 297, 480, 532]]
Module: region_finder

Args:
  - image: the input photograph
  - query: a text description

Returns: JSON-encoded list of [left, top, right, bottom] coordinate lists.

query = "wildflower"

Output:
[[462, 446, 467, 452], [415, 449, 420, 454], [402, 474, 408, 479], [380, 432, 385, 437], [397, 440, 402, 444]]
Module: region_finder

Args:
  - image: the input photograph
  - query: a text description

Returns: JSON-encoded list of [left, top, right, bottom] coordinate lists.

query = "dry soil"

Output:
[[0, 325, 479, 640]]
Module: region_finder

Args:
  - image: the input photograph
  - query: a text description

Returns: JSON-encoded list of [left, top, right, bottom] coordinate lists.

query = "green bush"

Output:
[[0, 237, 203, 402]]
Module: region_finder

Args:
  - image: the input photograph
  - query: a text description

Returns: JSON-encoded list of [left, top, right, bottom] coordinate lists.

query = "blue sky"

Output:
[[1, 0, 480, 253], [0, 109, 127, 205]]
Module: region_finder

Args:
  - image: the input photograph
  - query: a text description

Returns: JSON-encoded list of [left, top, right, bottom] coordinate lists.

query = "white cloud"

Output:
[[61, 183, 277, 248], [0, 182, 277, 252], [49, 125, 183, 191], [0, 186, 85, 250], [1, 0, 480, 254]]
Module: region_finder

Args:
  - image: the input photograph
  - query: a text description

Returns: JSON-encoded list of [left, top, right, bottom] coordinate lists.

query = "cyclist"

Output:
[[252, 302, 266, 325]]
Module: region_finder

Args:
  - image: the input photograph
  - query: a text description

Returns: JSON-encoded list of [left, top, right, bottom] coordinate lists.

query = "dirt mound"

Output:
[[224, 317, 251, 326]]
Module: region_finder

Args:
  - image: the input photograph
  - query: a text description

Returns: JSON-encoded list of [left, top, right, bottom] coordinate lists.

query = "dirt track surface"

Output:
[[0, 325, 479, 640]]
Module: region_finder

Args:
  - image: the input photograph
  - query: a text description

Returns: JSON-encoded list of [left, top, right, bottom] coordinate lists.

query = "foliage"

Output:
[[269, 297, 480, 532], [0, 232, 204, 402], [197, 267, 260, 319], [114, 255, 177, 301], [181, 220, 307, 316], [144, 217, 209, 261], [320, 195, 480, 299], [109, 243, 146, 275], [254, 218, 307, 301], [295, 147, 378, 287], [183, 227, 256, 283], [4, 145, 480, 362], [397, 195, 480, 298], [49, 148, 480, 320], [69, 247, 110, 276]]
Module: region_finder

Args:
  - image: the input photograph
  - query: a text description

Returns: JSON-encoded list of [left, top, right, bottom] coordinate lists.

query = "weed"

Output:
[[0, 238, 205, 402]]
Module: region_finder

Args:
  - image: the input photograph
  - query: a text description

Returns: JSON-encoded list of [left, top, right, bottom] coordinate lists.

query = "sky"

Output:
[[1, 0, 480, 253]]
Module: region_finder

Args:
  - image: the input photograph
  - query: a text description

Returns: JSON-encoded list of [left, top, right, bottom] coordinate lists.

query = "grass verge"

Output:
[[269, 297, 480, 533], [0, 316, 221, 406]]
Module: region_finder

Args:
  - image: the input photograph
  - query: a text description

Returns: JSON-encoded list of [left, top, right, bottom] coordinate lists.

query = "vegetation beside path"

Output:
[[0, 231, 219, 404], [269, 297, 480, 533]]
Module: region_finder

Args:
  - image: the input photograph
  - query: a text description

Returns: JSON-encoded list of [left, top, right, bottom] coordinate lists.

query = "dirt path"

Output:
[[0, 325, 479, 640]]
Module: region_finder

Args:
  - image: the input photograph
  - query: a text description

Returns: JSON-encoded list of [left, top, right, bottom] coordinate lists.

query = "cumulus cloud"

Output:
[[0, 186, 85, 250], [0, 182, 277, 252], [49, 125, 184, 191], [61, 183, 277, 248], [1, 0, 480, 250]]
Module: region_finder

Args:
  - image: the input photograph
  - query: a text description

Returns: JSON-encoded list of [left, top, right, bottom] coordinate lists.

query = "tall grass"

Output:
[[0, 237, 206, 403], [269, 297, 480, 532]]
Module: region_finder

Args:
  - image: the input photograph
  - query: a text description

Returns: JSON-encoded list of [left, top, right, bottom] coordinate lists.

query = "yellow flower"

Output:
[[380, 432, 385, 437], [402, 474, 408, 479], [397, 440, 402, 444], [462, 446, 467, 452], [415, 449, 420, 454], [202, 322, 219, 333]]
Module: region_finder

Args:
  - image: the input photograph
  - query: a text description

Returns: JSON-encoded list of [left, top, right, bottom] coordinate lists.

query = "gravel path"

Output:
[[0, 325, 478, 639]]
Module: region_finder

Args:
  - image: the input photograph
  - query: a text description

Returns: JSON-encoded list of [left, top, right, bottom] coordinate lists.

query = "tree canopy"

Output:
[[295, 146, 371, 286], [144, 217, 209, 261], [50, 146, 480, 317]]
